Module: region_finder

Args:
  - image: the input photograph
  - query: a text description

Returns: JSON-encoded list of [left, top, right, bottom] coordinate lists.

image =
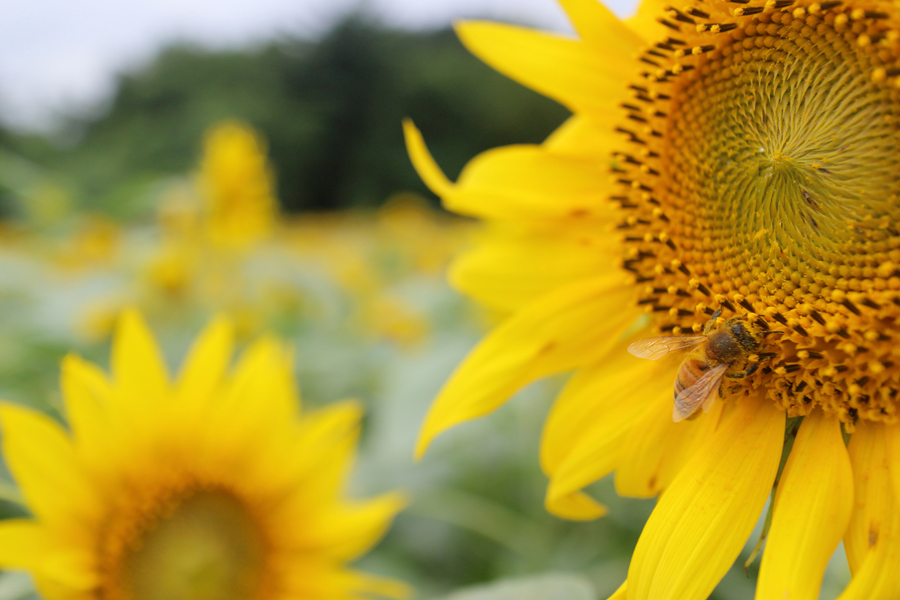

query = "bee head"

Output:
[[727, 318, 763, 352]]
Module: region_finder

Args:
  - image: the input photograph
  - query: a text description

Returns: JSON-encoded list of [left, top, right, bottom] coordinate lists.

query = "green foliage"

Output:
[[433, 573, 597, 600], [33, 17, 569, 216]]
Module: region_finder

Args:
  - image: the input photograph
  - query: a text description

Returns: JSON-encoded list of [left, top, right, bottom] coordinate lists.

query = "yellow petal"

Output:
[[627, 393, 784, 600], [38, 548, 98, 591], [291, 401, 364, 497], [416, 272, 638, 460], [33, 577, 95, 600], [0, 520, 46, 569], [455, 21, 632, 115], [558, 0, 645, 55], [283, 566, 410, 600], [844, 420, 891, 574], [607, 582, 628, 600], [177, 315, 234, 405], [545, 115, 624, 159], [111, 309, 169, 408], [452, 145, 616, 221], [546, 490, 610, 521], [541, 348, 672, 520], [301, 493, 407, 560], [756, 410, 853, 600], [405, 122, 618, 222], [0, 404, 95, 526], [457, 151, 613, 221], [204, 339, 298, 462], [541, 341, 665, 473], [60, 354, 112, 466], [348, 571, 413, 600], [614, 386, 723, 498], [226, 336, 296, 424], [449, 225, 620, 313], [626, 0, 671, 42], [402, 119, 453, 199], [836, 435, 900, 600], [251, 401, 361, 502], [885, 422, 900, 516]]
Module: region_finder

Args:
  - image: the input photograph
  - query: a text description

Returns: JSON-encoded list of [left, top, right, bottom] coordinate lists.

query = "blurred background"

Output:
[[0, 1, 850, 599]]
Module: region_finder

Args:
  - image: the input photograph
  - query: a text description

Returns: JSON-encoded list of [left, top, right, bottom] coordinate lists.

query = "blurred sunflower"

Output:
[[0, 311, 407, 600], [200, 120, 278, 250], [405, 0, 900, 597]]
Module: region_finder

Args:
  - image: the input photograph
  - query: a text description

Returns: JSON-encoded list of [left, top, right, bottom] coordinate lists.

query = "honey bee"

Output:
[[627, 309, 771, 421]]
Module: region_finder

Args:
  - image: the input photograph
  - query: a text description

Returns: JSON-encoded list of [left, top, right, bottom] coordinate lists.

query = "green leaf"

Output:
[[433, 573, 596, 600]]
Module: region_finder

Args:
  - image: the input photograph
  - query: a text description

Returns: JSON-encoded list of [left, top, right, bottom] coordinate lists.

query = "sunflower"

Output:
[[200, 120, 278, 250], [0, 311, 407, 600], [405, 0, 900, 597]]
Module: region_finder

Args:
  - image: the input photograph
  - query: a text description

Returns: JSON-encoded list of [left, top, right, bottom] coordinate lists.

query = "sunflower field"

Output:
[[1, 0, 898, 598]]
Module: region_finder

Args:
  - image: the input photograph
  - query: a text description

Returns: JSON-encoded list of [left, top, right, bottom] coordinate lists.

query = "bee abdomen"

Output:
[[673, 360, 706, 398]]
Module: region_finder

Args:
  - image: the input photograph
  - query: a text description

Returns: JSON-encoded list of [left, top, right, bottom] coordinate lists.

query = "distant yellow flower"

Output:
[[145, 242, 198, 299], [61, 215, 120, 269], [0, 311, 407, 600], [406, 0, 900, 597], [200, 121, 278, 249], [359, 294, 430, 347]]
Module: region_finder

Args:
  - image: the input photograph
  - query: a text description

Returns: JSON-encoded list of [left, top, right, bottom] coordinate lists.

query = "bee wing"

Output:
[[627, 335, 706, 360], [673, 363, 727, 422], [701, 385, 719, 414]]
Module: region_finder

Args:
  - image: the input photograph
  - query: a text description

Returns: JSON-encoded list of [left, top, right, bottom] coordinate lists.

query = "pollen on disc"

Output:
[[614, 1, 900, 426]]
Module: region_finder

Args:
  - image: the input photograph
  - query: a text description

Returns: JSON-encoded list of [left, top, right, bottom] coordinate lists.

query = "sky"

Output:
[[0, 0, 638, 132]]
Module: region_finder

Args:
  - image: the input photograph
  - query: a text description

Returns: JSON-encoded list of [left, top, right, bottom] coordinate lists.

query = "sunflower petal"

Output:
[[547, 490, 610, 521], [845, 420, 892, 574], [111, 309, 169, 406], [626, 0, 671, 42], [177, 315, 234, 404], [756, 410, 853, 600], [545, 115, 624, 159], [835, 446, 900, 600], [455, 21, 631, 115], [454, 146, 616, 221], [542, 349, 672, 520], [402, 119, 453, 199], [60, 355, 112, 465], [607, 582, 628, 600], [885, 422, 900, 516], [627, 393, 784, 600], [0, 404, 94, 526], [541, 341, 665, 472], [404, 121, 617, 222], [614, 388, 723, 498], [227, 336, 296, 425], [301, 493, 407, 560], [292, 401, 364, 498], [0, 520, 47, 569], [415, 273, 638, 460], [449, 225, 620, 313], [348, 571, 413, 600], [558, 0, 645, 54]]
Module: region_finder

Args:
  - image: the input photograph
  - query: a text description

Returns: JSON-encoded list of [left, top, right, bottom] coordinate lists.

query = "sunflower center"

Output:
[[119, 491, 266, 600], [669, 13, 900, 283], [614, 1, 900, 425]]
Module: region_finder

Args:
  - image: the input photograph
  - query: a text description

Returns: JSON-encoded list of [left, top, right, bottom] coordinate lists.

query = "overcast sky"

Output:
[[0, 0, 638, 131]]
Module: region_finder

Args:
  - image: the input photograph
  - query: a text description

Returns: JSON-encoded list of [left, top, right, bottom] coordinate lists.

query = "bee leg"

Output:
[[726, 363, 759, 380], [704, 308, 723, 335]]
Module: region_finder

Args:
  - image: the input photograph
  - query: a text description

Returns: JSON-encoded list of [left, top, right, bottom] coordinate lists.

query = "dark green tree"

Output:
[[33, 17, 570, 215]]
